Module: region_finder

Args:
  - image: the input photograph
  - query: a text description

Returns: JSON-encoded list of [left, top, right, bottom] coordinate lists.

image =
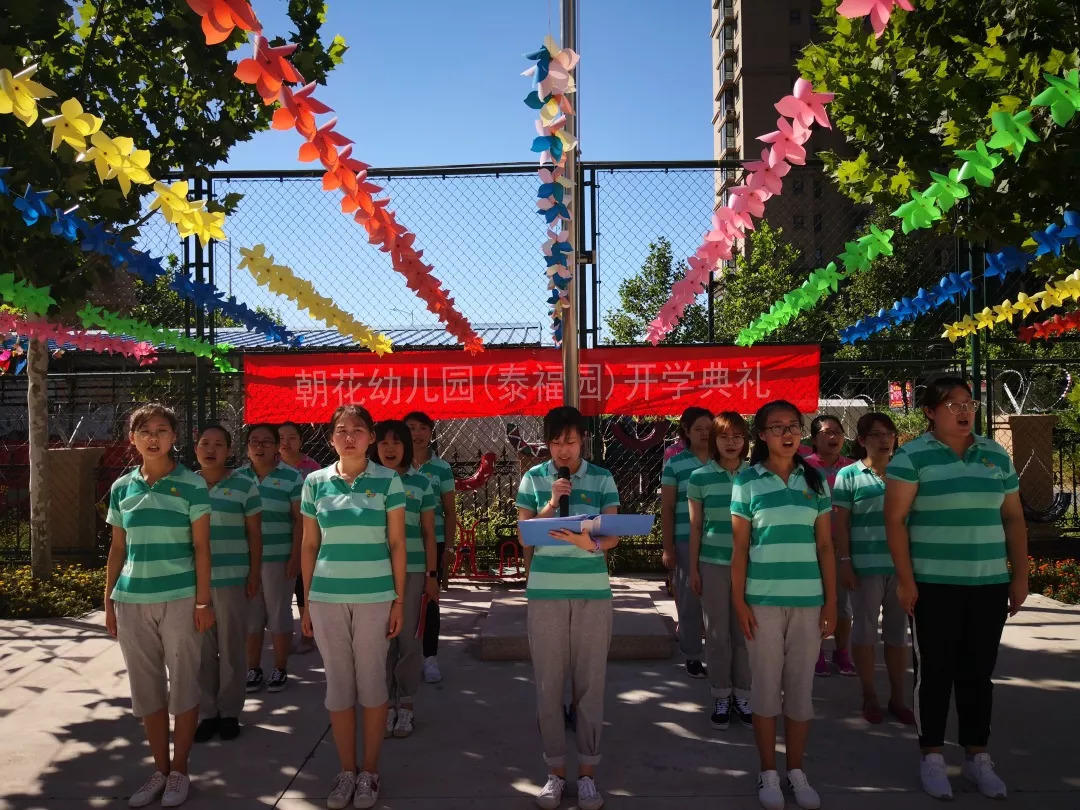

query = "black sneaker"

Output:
[[711, 697, 731, 730], [267, 667, 288, 692], [686, 659, 707, 679], [734, 696, 753, 726], [246, 667, 264, 693], [194, 716, 219, 743], [218, 717, 241, 740]]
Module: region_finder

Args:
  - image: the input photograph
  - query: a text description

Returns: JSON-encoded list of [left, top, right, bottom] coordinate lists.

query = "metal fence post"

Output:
[[191, 176, 209, 432]]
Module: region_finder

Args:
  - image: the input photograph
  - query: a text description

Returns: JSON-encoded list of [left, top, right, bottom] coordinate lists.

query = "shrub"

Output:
[[0, 564, 106, 619], [1028, 557, 1080, 605]]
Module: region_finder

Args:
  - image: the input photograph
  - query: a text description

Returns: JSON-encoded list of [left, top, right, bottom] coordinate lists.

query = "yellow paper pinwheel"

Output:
[[1012, 292, 1042, 317], [1055, 271, 1080, 301], [80, 132, 153, 196], [993, 301, 1016, 323], [942, 323, 965, 342], [188, 208, 226, 247], [956, 315, 978, 336], [0, 65, 56, 126], [42, 98, 102, 152], [975, 307, 997, 330], [1038, 283, 1066, 311]]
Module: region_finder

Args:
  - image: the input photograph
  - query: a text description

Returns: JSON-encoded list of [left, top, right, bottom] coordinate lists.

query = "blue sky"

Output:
[[138, 0, 721, 342]]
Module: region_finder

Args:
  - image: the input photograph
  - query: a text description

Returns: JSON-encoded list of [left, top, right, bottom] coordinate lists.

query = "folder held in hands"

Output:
[[517, 513, 656, 547]]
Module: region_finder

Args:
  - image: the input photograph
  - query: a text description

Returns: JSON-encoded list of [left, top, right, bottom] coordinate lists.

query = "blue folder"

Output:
[[517, 514, 656, 547]]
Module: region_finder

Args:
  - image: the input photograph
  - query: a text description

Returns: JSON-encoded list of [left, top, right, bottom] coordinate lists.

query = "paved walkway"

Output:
[[0, 581, 1078, 809]]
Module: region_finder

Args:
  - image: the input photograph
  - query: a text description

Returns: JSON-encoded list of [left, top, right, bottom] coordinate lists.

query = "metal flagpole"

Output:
[[561, 0, 580, 407]]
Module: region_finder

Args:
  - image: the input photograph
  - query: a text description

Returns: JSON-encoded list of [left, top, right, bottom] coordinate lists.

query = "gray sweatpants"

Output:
[[386, 573, 425, 705], [199, 584, 249, 720], [674, 543, 704, 658], [527, 598, 613, 768], [700, 562, 751, 699]]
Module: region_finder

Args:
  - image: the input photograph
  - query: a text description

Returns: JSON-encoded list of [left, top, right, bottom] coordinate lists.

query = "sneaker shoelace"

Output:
[[788, 771, 811, 791], [541, 776, 563, 796], [329, 772, 353, 797], [735, 697, 751, 715], [759, 772, 781, 790], [247, 668, 259, 680], [715, 697, 730, 714], [164, 772, 186, 794], [578, 777, 599, 800], [136, 772, 166, 795], [925, 758, 947, 779], [356, 771, 373, 795]]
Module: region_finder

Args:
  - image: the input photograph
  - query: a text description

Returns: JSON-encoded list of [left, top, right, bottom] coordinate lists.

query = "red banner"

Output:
[[243, 345, 819, 422]]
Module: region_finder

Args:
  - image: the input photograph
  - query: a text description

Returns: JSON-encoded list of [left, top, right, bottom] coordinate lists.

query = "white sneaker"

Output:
[[352, 771, 380, 809], [962, 753, 1006, 799], [757, 770, 785, 810], [423, 655, 443, 683], [160, 772, 190, 808], [326, 771, 355, 810], [577, 776, 604, 810], [920, 753, 954, 800], [535, 774, 566, 809], [787, 769, 820, 810], [128, 771, 167, 808], [393, 707, 415, 737], [385, 707, 397, 738]]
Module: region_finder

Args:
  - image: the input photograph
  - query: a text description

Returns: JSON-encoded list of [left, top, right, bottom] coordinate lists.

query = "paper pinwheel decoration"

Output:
[[1030, 69, 1080, 127], [984, 246, 1035, 280], [1032, 223, 1066, 257], [925, 168, 969, 213], [987, 110, 1040, 158], [837, 0, 914, 38], [80, 132, 153, 197], [41, 98, 102, 153], [235, 36, 303, 103], [745, 149, 791, 197], [774, 78, 834, 128], [274, 81, 333, 139], [0, 64, 56, 126], [955, 140, 1004, 188], [758, 116, 811, 166], [13, 185, 51, 226], [893, 188, 943, 234], [185, 0, 262, 45]]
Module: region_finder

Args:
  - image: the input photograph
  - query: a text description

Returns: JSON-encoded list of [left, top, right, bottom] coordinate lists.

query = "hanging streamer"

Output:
[[182, 1, 483, 353], [1018, 310, 1080, 343], [737, 70, 1080, 346], [523, 36, 579, 344], [0, 311, 157, 365], [941, 270, 1080, 342], [647, 78, 834, 344]]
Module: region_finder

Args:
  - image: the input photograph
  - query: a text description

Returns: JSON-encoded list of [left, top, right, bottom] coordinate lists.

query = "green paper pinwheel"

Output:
[[925, 168, 969, 213], [0, 272, 54, 315], [986, 110, 1040, 158], [955, 140, 1005, 187], [808, 262, 844, 294], [1031, 69, 1080, 128], [893, 188, 944, 234], [839, 240, 872, 274], [857, 225, 895, 261], [799, 279, 825, 303]]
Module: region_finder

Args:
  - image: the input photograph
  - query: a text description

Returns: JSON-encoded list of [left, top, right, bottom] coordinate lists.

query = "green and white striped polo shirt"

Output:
[[886, 432, 1017, 586], [240, 462, 302, 564], [401, 470, 436, 573], [106, 464, 211, 604], [662, 450, 709, 544], [301, 462, 406, 604], [204, 471, 263, 588], [687, 460, 749, 566], [516, 459, 621, 600], [414, 456, 455, 545], [832, 460, 892, 576], [730, 463, 832, 607]]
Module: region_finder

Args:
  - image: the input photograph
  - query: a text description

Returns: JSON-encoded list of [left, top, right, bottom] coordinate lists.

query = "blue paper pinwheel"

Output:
[[1033, 223, 1066, 257], [14, 185, 52, 227]]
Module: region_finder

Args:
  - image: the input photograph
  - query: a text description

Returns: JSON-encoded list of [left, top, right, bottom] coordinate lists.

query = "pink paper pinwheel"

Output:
[[758, 116, 811, 165], [774, 78, 834, 129], [745, 148, 792, 197], [837, 0, 914, 39]]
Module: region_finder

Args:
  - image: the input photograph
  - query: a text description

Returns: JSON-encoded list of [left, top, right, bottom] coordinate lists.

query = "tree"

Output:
[[605, 237, 708, 345], [0, 1, 344, 578], [798, 0, 1080, 245]]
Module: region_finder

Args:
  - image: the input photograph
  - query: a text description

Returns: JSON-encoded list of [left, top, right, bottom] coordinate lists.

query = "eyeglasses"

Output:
[[817, 429, 845, 438], [865, 431, 897, 440], [765, 424, 803, 437], [247, 439, 276, 448], [135, 429, 172, 441], [944, 401, 980, 414], [716, 434, 745, 444]]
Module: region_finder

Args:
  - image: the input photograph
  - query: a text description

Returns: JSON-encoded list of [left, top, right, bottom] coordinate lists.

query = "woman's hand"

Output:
[[194, 604, 215, 632], [286, 551, 301, 580], [897, 578, 919, 617], [548, 478, 572, 510], [105, 601, 117, 638], [838, 559, 858, 592], [387, 602, 404, 639], [245, 571, 261, 600], [301, 605, 314, 638], [820, 601, 837, 639], [424, 576, 440, 602], [690, 566, 702, 596], [734, 599, 757, 641], [548, 528, 590, 549], [1009, 576, 1028, 616], [661, 546, 676, 571]]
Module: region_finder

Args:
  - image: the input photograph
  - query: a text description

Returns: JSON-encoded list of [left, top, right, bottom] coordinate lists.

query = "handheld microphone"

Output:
[[557, 466, 571, 517]]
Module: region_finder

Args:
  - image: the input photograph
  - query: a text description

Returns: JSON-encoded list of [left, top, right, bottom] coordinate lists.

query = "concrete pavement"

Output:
[[0, 580, 1078, 809]]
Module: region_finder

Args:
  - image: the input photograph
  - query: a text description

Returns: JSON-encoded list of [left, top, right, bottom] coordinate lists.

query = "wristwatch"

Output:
[[427, 570, 439, 578]]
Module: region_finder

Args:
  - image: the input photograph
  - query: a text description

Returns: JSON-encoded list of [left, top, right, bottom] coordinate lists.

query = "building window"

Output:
[[813, 213, 823, 233], [813, 178, 822, 199], [814, 248, 824, 264], [790, 42, 802, 60], [793, 215, 806, 230], [790, 8, 801, 24], [792, 177, 804, 195]]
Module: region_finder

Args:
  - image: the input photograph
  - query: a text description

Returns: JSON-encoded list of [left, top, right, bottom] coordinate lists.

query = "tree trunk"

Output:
[[27, 337, 52, 580]]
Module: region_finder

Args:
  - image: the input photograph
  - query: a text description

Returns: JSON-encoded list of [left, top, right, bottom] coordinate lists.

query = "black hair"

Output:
[[403, 411, 435, 428], [278, 421, 304, 436], [245, 423, 279, 445], [371, 419, 414, 471], [810, 414, 843, 438], [678, 406, 714, 443], [543, 406, 588, 444], [329, 404, 375, 433], [920, 375, 972, 429], [198, 422, 232, 449], [749, 400, 824, 494], [853, 412, 899, 460], [128, 402, 178, 435]]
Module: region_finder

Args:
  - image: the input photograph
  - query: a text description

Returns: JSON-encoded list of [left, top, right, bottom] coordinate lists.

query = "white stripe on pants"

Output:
[[674, 543, 704, 658], [527, 598, 613, 768], [199, 584, 249, 719]]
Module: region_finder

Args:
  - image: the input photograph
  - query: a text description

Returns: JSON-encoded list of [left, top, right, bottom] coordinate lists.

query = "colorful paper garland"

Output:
[[839, 210, 1080, 343], [941, 270, 1080, 343], [646, 78, 835, 344], [1018, 310, 1080, 343], [837, 0, 914, 39], [183, 1, 483, 353], [524, 36, 579, 344], [736, 70, 1080, 346], [0, 311, 157, 366]]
